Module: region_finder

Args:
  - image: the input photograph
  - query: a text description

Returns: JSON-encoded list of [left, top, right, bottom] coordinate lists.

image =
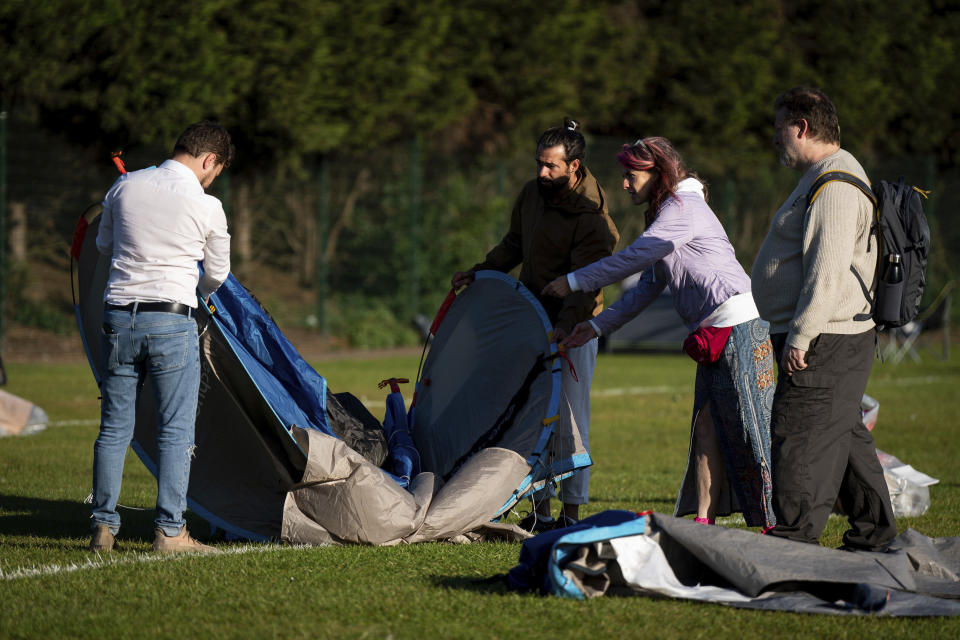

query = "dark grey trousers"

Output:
[[767, 330, 897, 550]]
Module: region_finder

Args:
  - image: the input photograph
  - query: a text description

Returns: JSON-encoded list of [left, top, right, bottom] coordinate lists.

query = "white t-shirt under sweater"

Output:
[[751, 148, 876, 351]]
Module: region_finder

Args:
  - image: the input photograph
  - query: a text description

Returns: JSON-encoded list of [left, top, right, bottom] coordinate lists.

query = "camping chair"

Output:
[[883, 281, 954, 363]]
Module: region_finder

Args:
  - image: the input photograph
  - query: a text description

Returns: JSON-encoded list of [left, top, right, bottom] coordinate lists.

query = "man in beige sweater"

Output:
[[752, 87, 896, 551]]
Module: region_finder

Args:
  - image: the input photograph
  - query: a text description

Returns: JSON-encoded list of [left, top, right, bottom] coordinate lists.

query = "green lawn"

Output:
[[1, 349, 959, 638]]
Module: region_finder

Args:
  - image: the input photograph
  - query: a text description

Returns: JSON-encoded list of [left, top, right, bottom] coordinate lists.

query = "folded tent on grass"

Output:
[[72, 201, 586, 544], [506, 510, 960, 616]]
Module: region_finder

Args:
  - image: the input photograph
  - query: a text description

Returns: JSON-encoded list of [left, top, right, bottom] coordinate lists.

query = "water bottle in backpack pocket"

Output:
[[876, 254, 904, 325]]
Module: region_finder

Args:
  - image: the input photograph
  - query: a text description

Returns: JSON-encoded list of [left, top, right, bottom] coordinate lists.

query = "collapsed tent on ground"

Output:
[[507, 510, 960, 616], [72, 206, 581, 544]]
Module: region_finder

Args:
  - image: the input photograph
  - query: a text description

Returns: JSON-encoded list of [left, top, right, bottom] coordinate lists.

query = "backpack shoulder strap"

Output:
[[806, 170, 877, 208], [806, 171, 878, 324]]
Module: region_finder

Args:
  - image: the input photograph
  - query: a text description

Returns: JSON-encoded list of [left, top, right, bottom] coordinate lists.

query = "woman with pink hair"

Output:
[[543, 137, 775, 528]]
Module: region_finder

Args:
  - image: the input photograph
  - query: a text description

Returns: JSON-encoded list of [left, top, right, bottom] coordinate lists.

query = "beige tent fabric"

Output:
[[0, 390, 46, 437], [563, 542, 617, 598], [445, 522, 532, 544], [281, 427, 532, 546], [282, 428, 435, 545], [405, 447, 532, 543]]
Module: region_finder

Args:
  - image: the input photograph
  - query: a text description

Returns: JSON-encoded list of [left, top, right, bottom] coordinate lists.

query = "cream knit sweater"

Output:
[[752, 149, 876, 351]]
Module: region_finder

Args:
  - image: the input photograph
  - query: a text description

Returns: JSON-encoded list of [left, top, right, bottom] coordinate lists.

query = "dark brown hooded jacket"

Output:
[[470, 166, 620, 333]]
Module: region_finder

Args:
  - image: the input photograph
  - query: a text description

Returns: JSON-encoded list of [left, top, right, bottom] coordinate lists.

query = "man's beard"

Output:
[[777, 146, 798, 170], [537, 175, 569, 198]]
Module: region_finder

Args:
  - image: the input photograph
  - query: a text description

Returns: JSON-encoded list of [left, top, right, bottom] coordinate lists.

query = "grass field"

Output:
[[2, 347, 959, 638]]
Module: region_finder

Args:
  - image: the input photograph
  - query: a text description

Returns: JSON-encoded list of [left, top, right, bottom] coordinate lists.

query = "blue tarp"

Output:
[[507, 510, 645, 598], [208, 274, 331, 438]]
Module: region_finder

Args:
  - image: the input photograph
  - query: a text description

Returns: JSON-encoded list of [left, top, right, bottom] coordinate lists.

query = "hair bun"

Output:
[[564, 117, 579, 132]]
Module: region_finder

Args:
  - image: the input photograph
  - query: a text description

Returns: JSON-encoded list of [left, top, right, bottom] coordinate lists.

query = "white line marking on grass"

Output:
[[0, 543, 308, 581], [590, 376, 944, 400], [870, 375, 942, 387], [48, 419, 99, 428], [592, 385, 683, 397]]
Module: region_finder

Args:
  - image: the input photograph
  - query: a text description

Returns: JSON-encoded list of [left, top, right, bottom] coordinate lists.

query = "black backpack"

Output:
[[807, 171, 931, 329]]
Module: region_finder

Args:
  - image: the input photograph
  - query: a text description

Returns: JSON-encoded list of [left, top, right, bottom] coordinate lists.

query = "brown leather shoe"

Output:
[[90, 524, 116, 552], [152, 527, 218, 553]]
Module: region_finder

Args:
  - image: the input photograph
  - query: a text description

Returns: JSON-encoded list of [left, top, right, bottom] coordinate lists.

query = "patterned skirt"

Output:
[[674, 317, 776, 527]]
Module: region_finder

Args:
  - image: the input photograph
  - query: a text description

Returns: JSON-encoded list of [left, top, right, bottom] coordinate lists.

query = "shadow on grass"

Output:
[[431, 573, 513, 594], [0, 493, 188, 545]]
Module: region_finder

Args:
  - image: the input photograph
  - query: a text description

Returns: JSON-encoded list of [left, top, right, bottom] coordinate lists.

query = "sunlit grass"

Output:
[[2, 349, 958, 638]]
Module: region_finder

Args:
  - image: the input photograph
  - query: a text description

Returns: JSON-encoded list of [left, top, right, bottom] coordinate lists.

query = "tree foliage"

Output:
[[3, 0, 958, 168], [2, 0, 958, 345]]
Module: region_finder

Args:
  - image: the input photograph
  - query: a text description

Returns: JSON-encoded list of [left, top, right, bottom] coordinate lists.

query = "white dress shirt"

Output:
[[97, 159, 230, 307]]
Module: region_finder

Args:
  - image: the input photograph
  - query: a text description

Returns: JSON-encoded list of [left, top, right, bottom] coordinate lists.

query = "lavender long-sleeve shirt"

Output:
[[571, 179, 751, 335]]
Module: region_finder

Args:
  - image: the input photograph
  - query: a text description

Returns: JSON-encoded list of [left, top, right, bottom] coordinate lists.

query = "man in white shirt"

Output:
[[89, 121, 233, 554]]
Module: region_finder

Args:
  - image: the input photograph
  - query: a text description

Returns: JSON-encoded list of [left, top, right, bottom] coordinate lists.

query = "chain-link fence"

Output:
[[2, 114, 956, 350]]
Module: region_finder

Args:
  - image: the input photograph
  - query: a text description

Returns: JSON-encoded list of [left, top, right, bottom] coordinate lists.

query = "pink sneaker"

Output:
[[694, 517, 715, 525]]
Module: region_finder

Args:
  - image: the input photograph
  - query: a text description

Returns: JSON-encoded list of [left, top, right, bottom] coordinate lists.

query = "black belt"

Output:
[[106, 302, 193, 317]]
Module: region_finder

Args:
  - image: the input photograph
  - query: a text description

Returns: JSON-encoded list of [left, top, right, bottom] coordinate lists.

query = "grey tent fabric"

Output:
[[556, 513, 960, 616], [412, 273, 560, 479], [650, 514, 917, 597], [412, 271, 585, 514]]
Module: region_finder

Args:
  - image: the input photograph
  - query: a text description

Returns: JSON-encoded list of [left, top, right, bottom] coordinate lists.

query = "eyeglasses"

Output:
[[632, 138, 651, 154]]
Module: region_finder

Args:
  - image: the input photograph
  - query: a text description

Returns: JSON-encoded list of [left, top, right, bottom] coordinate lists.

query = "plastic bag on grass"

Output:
[[877, 449, 938, 518]]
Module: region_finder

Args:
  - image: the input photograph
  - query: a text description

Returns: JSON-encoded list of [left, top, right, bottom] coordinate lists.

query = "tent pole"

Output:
[[316, 156, 330, 338], [0, 105, 8, 358], [409, 135, 422, 322]]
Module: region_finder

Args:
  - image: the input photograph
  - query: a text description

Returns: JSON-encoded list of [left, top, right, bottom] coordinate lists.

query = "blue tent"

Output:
[[74, 205, 585, 544]]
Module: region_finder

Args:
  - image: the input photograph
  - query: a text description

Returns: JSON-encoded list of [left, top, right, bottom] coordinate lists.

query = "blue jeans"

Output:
[[533, 338, 597, 506], [92, 308, 200, 536]]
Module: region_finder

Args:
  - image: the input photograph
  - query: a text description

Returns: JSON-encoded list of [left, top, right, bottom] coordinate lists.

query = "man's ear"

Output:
[[796, 118, 808, 139], [568, 158, 581, 174], [201, 152, 219, 170]]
